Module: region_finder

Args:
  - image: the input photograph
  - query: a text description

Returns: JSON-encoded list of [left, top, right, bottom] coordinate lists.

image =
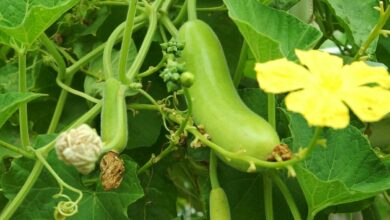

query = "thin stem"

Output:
[[56, 77, 101, 103], [137, 88, 170, 131], [47, 77, 73, 133], [263, 174, 274, 220], [35, 150, 83, 203], [0, 140, 34, 159], [209, 151, 220, 189], [354, 2, 390, 60], [160, 15, 179, 36], [159, 24, 168, 42], [127, 103, 160, 111], [184, 125, 322, 169], [95, 1, 128, 6], [0, 161, 43, 220], [103, 22, 126, 79], [119, 0, 138, 83], [0, 103, 102, 219], [126, 5, 158, 83], [40, 34, 66, 79], [137, 143, 178, 174], [233, 42, 248, 88], [267, 94, 276, 129], [18, 48, 30, 149], [300, 127, 323, 158], [66, 43, 106, 76], [270, 173, 302, 220], [173, 0, 188, 25], [137, 55, 167, 78], [383, 191, 390, 205], [65, 16, 147, 76], [187, 0, 197, 20]]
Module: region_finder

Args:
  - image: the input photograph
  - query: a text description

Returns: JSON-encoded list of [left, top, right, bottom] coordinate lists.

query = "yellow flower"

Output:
[[255, 50, 390, 129]]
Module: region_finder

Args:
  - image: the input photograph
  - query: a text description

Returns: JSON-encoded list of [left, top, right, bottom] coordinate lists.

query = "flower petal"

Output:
[[255, 59, 311, 93], [285, 89, 349, 129], [295, 50, 343, 78], [342, 87, 390, 122], [341, 61, 390, 88]]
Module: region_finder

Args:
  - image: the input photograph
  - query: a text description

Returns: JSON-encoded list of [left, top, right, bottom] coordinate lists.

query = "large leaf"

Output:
[[0, 92, 45, 129], [223, 0, 322, 61], [285, 111, 390, 218], [1, 135, 144, 220], [0, 0, 78, 46], [324, 0, 379, 53]]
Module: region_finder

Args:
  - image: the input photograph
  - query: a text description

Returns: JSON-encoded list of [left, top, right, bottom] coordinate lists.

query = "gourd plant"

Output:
[[1, 0, 390, 220]]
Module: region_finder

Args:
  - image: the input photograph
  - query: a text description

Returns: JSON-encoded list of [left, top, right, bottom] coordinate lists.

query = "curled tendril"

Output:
[[54, 200, 78, 220]]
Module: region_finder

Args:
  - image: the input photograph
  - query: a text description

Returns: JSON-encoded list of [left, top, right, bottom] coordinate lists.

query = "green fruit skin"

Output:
[[210, 187, 231, 220], [178, 20, 280, 172], [101, 77, 128, 153]]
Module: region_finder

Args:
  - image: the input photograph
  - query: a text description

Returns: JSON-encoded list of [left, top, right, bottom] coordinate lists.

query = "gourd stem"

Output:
[[267, 94, 276, 129], [233, 41, 248, 88], [126, 4, 158, 83], [103, 23, 126, 79], [270, 173, 302, 220], [40, 34, 66, 79], [209, 151, 220, 189], [119, 0, 138, 83], [66, 16, 146, 76], [160, 15, 179, 36], [18, 47, 30, 149], [0, 161, 43, 220], [173, 0, 188, 25], [354, 1, 390, 60], [55, 77, 101, 103], [137, 142, 177, 174], [263, 174, 274, 220], [137, 55, 167, 78], [187, 0, 197, 20], [0, 102, 101, 220], [300, 127, 323, 158], [47, 77, 73, 133], [35, 150, 83, 203], [0, 139, 35, 159]]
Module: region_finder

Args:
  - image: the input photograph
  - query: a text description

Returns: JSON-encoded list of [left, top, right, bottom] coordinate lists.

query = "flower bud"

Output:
[[55, 124, 102, 174]]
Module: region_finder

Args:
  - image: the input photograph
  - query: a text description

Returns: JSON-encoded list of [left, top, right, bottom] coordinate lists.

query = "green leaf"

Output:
[[0, 0, 78, 46], [127, 110, 162, 149], [223, 0, 322, 61], [285, 111, 390, 218], [324, 0, 380, 53], [0, 92, 45, 129], [1, 134, 144, 219]]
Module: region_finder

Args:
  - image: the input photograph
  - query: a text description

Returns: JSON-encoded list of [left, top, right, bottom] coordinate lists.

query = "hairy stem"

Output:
[[0, 140, 34, 159], [271, 174, 302, 220], [209, 151, 220, 189], [263, 174, 274, 220], [233, 41, 248, 88], [126, 4, 158, 83], [119, 0, 138, 82], [18, 48, 30, 149]]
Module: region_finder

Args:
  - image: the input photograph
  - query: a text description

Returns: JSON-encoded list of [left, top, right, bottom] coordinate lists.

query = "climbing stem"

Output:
[[18, 47, 30, 149], [187, 0, 197, 20], [270, 173, 302, 220], [0, 139, 34, 159], [0, 161, 43, 220], [40, 34, 66, 79], [119, 0, 138, 83], [126, 4, 158, 83], [267, 94, 276, 129], [233, 41, 248, 88], [264, 173, 274, 220], [354, 1, 390, 60], [160, 15, 179, 36], [209, 151, 220, 189], [104, 23, 126, 79]]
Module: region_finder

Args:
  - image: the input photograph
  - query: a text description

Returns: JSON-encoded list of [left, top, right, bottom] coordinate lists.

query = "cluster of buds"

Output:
[[160, 40, 185, 57], [55, 124, 102, 175]]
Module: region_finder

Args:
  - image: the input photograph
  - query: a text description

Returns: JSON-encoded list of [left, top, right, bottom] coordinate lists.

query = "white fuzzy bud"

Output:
[[55, 124, 102, 175]]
